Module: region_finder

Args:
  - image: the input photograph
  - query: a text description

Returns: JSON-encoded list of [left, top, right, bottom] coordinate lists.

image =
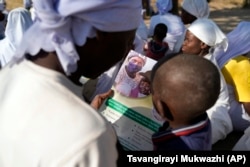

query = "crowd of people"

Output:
[[0, 0, 249, 166]]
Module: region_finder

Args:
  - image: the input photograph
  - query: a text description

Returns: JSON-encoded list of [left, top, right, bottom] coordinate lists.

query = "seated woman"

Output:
[[181, 18, 233, 144]]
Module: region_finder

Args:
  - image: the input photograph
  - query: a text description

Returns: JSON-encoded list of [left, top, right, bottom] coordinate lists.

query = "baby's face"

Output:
[[139, 79, 150, 95]]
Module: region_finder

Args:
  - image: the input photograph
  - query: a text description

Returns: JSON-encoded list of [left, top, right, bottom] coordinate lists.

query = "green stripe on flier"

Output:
[[106, 98, 161, 132]]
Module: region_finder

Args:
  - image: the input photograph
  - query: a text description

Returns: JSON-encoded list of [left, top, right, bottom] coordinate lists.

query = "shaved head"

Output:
[[151, 54, 220, 122]]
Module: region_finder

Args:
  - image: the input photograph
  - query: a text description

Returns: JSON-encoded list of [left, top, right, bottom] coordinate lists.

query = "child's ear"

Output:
[[153, 97, 173, 121]]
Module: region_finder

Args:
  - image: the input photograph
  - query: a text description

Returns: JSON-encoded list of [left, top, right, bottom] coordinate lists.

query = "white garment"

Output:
[[134, 18, 148, 53], [0, 7, 33, 67], [182, 0, 209, 18], [156, 0, 173, 15], [204, 54, 233, 144], [23, 0, 32, 9], [233, 127, 250, 150], [149, 13, 185, 54], [214, 21, 250, 68], [0, 59, 118, 167], [114, 68, 139, 97]]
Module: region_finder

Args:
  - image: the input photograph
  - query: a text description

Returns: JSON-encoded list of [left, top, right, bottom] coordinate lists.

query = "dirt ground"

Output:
[[209, 1, 250, 33], [145, 0, 250, 34]]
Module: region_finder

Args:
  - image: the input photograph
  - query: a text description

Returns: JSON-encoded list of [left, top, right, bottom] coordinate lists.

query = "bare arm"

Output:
[[90, 89, 114, 110]]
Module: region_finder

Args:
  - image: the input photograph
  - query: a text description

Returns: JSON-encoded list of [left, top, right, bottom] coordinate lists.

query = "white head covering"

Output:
[[182, 0, 209, 18], [188, 18, 228, 52], [127, 50, 147, 67], [23, 0, 33, 9], [214, 21, 250, 68], [156, 0, 173, 15], [0, 7, 33, 67], [14, 0, 141, 75]]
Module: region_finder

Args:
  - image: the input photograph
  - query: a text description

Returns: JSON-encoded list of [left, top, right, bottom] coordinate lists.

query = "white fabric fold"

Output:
[[182, 0, 209, 18], [14, 0, 142, 75], [156, 0, 173, 15]]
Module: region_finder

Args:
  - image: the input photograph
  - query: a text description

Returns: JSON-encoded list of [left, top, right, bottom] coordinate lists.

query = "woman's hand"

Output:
[[90, 89, 114, 110]]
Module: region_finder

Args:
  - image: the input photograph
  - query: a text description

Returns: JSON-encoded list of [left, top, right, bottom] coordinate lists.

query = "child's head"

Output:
[[150, 53, 220, 128], [153, 23, 168, 41], [138, 73, 151, 95]]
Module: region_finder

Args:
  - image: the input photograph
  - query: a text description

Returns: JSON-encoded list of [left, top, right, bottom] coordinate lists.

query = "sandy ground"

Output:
[[145, 1, 250, 34], [209, 2, 250, 33]]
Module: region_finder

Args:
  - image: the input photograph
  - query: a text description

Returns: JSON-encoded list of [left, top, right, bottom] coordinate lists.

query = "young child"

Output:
[[150, 54, 221, 150], [145, 23, 169, 61]]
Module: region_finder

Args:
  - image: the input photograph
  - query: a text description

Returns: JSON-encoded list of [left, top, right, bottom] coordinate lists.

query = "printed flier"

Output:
[[99, 50, 164, 151]]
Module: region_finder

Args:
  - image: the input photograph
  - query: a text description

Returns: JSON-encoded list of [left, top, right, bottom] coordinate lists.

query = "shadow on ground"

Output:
[[210, 8, 250, 33]]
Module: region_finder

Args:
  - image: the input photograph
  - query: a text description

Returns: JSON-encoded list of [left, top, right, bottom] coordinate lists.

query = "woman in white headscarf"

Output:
[[181, 18, 233, 145], [0, 7, 33, 68], [149, 0, 185, 54], [181, 0, 210, 25], [0, 0, 141, 166]]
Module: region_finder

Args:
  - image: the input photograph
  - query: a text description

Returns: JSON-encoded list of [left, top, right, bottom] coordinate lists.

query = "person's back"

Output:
[[150, 54, 221, 150], [149, 0, 185, 54], [0, 0, 141, 166], [0, 7, 33, 67], [146, 23, 169, 61], [0, 61, 117, 166]]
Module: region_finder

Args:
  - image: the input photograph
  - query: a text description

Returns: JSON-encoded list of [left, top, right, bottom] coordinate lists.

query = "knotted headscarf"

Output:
[[188, 18, 228, 52], [156, 0, 173, 15], [182, 0, 210, 18], [214, 21, 250, 68], [14, 0, 141, 75]]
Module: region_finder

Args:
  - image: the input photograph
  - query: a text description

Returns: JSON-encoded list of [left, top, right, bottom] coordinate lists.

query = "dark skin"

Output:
[[30, 29, 136, 85], [243, 103, 250, 118], [0, 3, 6, 21], [29, 29, 136, 110], [182, 30, 209, 57], [151, 54, 220, 129], [180, 8, 197, 25]]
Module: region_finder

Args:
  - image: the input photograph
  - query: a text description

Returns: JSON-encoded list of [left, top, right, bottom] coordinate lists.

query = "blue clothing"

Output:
[[152, 114, 212, 150]]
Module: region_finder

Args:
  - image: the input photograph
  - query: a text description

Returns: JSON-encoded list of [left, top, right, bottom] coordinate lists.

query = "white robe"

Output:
[[0, 59, 118, 167], [204, 54, 233, 144], [149, 13, 185, 54], [0, 8, 33, 67]]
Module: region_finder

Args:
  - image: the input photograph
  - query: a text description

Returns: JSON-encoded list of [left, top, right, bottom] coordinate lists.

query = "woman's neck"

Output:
[[27, 51, 65, 74]]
